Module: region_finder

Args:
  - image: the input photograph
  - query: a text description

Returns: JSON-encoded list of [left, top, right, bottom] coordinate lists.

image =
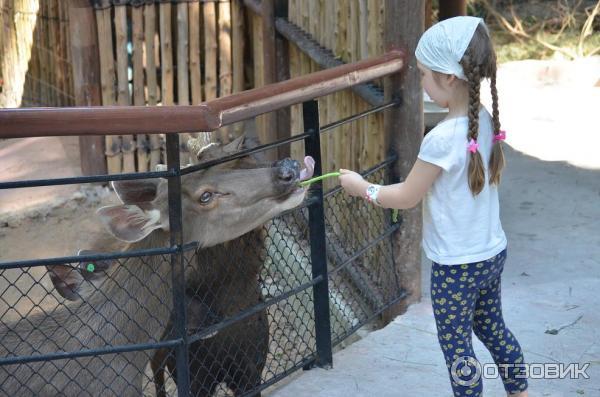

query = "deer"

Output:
[[0, 135, 315, 397]]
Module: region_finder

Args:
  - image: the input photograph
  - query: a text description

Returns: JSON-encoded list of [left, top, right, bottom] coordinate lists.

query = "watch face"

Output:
[[367, 186, 377, 195]]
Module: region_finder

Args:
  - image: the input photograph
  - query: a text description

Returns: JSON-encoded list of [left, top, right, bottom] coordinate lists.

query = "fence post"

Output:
[[165, 133, 190, 396], [68, 0, 107, 176], [381, 0, 425, 324], [302, 99, 333, 369]]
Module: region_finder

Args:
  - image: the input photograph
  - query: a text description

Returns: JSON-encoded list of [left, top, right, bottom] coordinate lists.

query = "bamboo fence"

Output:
[[1, 0, 73, 109], [287, 0, 386, 190], [3, 0, 391, 176], [91, 0, 245, 173], [284, 0, 388, 266]]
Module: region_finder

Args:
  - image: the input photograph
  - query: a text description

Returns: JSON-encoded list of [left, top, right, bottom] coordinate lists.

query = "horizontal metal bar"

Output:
[[323, 154, 398, 199], [331, 288, 409, 348], [0, 124, 390, 191], [277, 195, 318, 217], [244, 355, 318, 397], [0, 51, 405, 138], [1, 118, 390, 190], [0, 338, 181, 366], [320, 101, 399, 133], [0, 169, 174, 190], [188, 274, 324, 344], [275, 17, 385, 107], [0, 242, 197, 270], [328, 223, 401, 277], [180, 132, 311, 175]]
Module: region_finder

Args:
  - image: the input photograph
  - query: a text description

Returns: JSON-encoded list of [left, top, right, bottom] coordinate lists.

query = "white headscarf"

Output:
[[415, 16, 485, 81]]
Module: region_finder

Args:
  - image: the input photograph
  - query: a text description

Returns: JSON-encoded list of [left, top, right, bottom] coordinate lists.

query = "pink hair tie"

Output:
[[493, 130, 507, 142], [467, 138, 479, 153]]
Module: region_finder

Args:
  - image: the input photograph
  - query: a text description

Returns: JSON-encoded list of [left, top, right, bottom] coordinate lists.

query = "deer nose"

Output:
[[274, 158, 300, 185]]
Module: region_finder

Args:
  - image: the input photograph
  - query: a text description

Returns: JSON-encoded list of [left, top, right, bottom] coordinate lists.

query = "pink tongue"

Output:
[[299, 156, 315, 180]]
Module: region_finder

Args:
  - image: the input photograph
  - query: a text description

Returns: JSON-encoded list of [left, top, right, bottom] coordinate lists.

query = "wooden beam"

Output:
[[425, 0, 434, 28], [203, 1, 217, 100], [381, 0, 425, 323], [68, 0, 107, 176], [0, 51, 405, 138]]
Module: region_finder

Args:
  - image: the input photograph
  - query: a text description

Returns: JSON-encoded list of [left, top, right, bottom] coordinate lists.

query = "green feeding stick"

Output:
[[298, 172, 341, 187], [298, 172, 399, 223]]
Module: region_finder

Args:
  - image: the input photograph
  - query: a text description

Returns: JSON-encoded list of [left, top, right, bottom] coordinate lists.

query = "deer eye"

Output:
[[199, 191, 213, 204]]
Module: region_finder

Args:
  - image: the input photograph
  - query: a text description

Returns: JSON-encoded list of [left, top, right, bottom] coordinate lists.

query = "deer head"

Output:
[[98, 134, 315, 247], [48, 135, 315, 300]]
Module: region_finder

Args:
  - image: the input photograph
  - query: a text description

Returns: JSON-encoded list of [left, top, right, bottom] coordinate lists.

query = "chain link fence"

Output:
[[0, 100, 405, 396]]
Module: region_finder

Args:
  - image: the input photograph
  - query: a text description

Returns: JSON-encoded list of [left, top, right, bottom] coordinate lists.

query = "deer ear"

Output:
[[47, 250, 115, 301], [191, 133, 246, 162], [76, 250, 114, 282], [222, 133, 246, 154], [47, 265, 84, 301], [196, 142, 221, 161], [97, 205, 167, 242], [112, 179, 160, 204]]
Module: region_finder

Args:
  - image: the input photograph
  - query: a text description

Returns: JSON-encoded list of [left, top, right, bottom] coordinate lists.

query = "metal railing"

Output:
[[0, 51, 406, 396]]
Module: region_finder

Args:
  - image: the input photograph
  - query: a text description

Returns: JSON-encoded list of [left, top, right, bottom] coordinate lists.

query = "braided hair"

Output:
[[459, 24, 505, 196]]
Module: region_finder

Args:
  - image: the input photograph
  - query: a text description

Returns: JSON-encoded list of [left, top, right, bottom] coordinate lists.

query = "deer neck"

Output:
[[81, 230, 173, 345]]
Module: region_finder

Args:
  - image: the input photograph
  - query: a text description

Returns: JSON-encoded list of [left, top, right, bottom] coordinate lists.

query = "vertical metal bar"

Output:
[[166, 133, 190, 396], [302, 100, 333, 368]]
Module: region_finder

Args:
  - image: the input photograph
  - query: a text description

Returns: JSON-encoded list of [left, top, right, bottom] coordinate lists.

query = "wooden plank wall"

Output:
[[3, 0, 74, 108], [287, 0, 386, 191], [89, 0, 244, 173]]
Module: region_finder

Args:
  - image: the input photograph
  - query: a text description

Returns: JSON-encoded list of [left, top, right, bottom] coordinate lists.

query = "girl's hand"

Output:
[[339, 169, 367, 197]]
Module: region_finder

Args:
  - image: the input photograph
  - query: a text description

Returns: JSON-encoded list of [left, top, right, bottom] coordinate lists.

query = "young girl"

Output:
[[339, 16, 528, 397]]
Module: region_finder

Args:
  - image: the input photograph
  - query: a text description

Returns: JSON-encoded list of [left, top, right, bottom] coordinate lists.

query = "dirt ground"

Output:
[[0, 137, 121, 320], [0, 136, 118, 261]]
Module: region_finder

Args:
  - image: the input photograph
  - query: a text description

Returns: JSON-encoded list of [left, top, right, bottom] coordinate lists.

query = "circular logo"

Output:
[[450, 356, 482, 387]]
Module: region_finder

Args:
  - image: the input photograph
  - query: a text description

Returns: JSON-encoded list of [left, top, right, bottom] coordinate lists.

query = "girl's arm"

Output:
[[339, 159, 441, 209]]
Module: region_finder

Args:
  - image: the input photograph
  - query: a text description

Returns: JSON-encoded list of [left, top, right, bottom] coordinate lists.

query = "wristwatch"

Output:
[[365, 184, 382, 206]]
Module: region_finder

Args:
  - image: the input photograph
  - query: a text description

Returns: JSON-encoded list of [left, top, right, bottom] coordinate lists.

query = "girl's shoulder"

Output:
[[424, 116, 467, 145], [427, 107, 491, 140], [419, 119, 466, 172]]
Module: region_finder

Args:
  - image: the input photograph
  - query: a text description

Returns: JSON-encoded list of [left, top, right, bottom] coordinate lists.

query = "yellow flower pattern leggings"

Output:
[[431, 249, 528, 396]]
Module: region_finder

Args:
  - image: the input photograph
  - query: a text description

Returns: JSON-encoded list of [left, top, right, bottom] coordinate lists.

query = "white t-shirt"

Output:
[[417, 107, 507, 265]]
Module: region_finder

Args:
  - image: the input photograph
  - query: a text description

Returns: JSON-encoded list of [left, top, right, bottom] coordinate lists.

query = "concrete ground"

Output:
[[268, 60, 600, 396]]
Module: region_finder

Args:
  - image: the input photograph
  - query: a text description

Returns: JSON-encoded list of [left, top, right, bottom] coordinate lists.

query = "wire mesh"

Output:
[[0, 162, 400, 396], [0, 252, 175, 396], [323, 166, 402, 345]]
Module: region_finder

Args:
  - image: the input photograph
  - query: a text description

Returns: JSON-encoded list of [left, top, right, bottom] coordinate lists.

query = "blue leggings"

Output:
[[431, 249, 528, 396]]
